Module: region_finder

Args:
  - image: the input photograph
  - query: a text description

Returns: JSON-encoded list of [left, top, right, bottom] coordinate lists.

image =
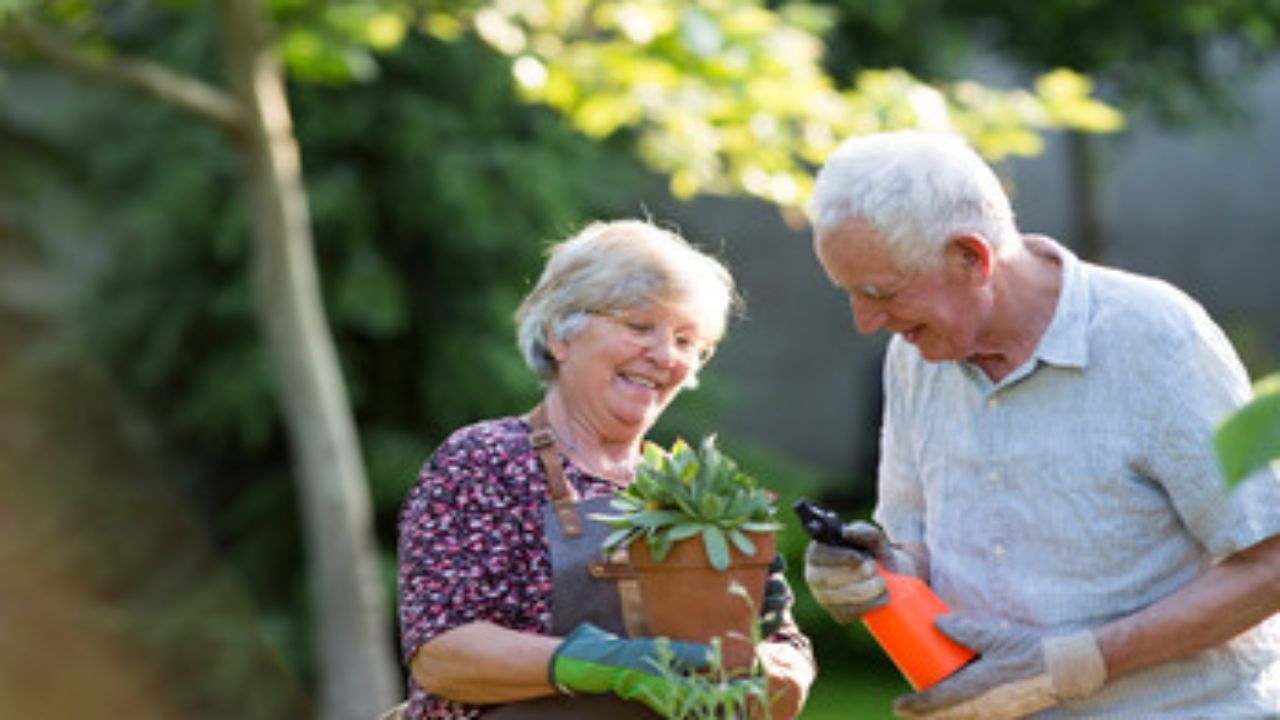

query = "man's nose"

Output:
[[851, 296, 886, 334]]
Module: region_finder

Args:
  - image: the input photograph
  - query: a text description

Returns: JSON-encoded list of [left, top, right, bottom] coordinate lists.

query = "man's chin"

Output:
[[914, 342, 960, 364]]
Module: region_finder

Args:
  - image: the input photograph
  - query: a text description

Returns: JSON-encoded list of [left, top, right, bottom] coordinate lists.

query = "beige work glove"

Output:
[[802, 520, 917, 623], [894, 615, 1107, 720]]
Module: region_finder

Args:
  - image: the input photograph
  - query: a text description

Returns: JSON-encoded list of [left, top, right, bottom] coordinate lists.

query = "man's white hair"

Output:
[[808, 130, 1019, 269]]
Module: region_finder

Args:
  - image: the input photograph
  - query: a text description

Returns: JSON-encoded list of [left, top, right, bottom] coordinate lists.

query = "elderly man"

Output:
[[802, 130, 1280, 718]]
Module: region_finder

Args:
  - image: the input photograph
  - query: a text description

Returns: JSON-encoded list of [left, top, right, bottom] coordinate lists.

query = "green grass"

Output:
[[790, 619, 912, 720], [800, 666, 909, 719]]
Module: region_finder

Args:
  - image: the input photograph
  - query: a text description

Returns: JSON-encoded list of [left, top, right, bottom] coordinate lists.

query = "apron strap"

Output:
[[588, 559, 636, 580], [525, 404, 584, 537]]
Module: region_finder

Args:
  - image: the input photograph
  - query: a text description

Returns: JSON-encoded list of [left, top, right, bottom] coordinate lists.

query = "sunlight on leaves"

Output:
[[1036, 69, 1126, 132], [364, 11, 408, 49], [285, 0, 1126, 215]]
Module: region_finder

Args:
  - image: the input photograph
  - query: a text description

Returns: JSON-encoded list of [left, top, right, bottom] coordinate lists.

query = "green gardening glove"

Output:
[[551, 622, 713, 714]]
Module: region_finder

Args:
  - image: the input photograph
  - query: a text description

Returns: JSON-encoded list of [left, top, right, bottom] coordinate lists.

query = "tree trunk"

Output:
[[214, 2, 398, 718], [1067, 130, 1106, 261]]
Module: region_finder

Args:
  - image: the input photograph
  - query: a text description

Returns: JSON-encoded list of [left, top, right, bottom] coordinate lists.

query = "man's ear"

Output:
[[946, 234, 993, 282]]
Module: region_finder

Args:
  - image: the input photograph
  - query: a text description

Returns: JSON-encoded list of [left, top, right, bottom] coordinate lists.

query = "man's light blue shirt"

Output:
[[876, 238, 1280, 717]]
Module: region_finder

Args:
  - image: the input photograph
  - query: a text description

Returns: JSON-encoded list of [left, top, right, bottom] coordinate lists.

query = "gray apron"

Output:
[[484, 409, 657, 719]]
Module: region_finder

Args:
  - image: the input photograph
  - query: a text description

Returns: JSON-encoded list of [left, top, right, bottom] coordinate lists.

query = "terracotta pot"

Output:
[[628, 531, 776, 672]]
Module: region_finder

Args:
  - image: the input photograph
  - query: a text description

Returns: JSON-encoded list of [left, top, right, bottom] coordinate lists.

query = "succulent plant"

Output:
[[592, 435, 782, 571]]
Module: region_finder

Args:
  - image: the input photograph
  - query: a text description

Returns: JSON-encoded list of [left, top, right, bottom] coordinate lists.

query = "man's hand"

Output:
[[550, 622, 712, 713], [894, 615, 1106, 720], [803, 520, 914, 623]]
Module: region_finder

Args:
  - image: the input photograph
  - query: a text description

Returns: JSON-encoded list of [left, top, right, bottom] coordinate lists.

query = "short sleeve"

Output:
[[1137, 302, 1280, 559], [396, 422, 552, 663]]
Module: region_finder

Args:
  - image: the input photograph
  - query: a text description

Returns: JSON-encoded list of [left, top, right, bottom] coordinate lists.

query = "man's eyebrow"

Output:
[[857, 284, 892, 299]]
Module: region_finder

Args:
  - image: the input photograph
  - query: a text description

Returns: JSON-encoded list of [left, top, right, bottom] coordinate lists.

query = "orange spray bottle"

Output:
[[794, 499, 977, 690]]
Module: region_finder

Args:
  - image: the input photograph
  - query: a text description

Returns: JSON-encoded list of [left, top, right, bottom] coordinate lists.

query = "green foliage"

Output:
[[594, 435, 783, 571], [275, 1, 409, 83], [819, 0, 1280, 127], [1215, 372, 1280, 488], [293, 34, 651, 449], [24, 20, 649, 680], [0, 0, 29, 21], [802, 667, 904, 720], [424, 0, 1122, 215]]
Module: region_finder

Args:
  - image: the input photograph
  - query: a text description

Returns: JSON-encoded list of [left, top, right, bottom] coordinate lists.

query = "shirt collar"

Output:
[[1028, 236, 1090, 369]]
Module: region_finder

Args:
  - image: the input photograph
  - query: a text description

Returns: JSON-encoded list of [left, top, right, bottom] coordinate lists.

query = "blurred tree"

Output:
[[1, 2, 400, 717], [959, 0, 1280, 260], [822, 0, 1279, 110], [0, 1, 1122, 717], [816, 0, 1280, 258], [418, 0, 1120, 218]]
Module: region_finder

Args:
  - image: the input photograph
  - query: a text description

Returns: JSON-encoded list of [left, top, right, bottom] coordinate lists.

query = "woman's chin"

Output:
[[608, 403, 663, 437]]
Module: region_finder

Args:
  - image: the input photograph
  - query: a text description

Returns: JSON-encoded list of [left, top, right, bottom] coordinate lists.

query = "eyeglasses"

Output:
[[594, 310, 716, 366]]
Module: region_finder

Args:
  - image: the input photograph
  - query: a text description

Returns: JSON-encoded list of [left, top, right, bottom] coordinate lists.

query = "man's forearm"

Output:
[[1095, 534, 1280, 680]]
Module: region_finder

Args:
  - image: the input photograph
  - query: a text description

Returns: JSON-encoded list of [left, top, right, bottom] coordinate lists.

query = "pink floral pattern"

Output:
[[396, 416, 617, 719]]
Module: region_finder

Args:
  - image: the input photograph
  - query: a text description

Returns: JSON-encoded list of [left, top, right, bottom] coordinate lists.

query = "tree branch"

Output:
[[4, 19, 246, 137]]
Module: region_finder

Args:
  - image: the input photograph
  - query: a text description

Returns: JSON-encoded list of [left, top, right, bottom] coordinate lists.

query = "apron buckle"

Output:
[[587, 559, 636, 580]]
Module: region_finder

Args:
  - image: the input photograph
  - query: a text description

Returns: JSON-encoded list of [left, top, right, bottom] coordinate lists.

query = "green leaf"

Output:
[[702, 525, 730, 571], [727, 529, 756, 557], [699, 493, 724, 519], [641, 441, 666, 468], [601, 527, 638, 553], [1215, 372, 1280, 488], [586, 512, 628, 528], [666, 523, 703, 542], [728, 490, 747, 508], [678, 455, 699, 487], [630, 509, 688, 528], [608, 496, 642, 512], [650, 530, 676, 564], [628, 474, 660, 500]]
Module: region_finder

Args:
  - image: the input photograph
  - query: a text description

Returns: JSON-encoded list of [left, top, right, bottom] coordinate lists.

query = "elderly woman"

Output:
[[392, 220, 814, 719]]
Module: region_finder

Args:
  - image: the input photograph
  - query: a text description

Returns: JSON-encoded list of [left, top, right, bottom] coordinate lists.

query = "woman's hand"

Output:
[[551, 622, 712, 712], [757, 640, 816, 720]]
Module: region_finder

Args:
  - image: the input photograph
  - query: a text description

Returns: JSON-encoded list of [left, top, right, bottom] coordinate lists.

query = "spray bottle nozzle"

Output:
[[792, 498, 849, 548]]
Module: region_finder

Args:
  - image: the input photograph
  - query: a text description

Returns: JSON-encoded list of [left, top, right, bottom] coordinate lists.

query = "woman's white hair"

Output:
[[515, 219, 739, 384], [807, 130, 1019, 269]]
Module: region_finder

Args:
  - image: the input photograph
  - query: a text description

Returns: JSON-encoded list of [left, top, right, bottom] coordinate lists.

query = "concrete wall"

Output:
[[656, 58, 1280, 488], [654, 195, 887, 482], [1012, 62, 1280, 358]]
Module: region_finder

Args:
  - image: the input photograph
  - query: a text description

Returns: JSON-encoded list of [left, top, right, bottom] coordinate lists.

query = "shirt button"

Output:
[[987, 471, 1000, 484], [987, 398, 999, 410], [993, 544, 1006, 560]]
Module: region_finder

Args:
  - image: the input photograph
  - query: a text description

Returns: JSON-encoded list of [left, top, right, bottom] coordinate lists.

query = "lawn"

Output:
[[784, 586, 913, 719], [799, 665, 908, 719]]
